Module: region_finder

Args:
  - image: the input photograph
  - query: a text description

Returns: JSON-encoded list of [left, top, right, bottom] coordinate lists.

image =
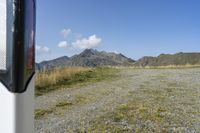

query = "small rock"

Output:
[[121, 120, 128, 127]]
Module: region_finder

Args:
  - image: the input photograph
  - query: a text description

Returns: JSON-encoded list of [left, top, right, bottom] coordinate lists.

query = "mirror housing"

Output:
[[0, 0, 36, 93]]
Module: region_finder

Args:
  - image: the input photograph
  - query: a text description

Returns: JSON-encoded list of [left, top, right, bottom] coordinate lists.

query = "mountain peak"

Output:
[[80, 49, 98, 57], [83, 49, 97, 53], [37, 49, 135, 70]]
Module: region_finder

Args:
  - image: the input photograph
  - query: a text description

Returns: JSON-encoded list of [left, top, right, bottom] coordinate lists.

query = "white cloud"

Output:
[[61, 28, 71, 38], [72, 34, 102, 49], [36, 45, 50, 54], [57, 41, 69, 48]]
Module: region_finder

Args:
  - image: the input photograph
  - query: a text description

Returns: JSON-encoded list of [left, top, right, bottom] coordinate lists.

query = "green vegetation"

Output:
[[35, 67, 119, 96], [55, 101, 73, 107], [35, 94, 96, 119], [35, 109, 53, 119]]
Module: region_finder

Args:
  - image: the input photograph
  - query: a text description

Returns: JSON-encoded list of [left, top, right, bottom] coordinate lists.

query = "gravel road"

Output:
[[35, 68, 200, 133]]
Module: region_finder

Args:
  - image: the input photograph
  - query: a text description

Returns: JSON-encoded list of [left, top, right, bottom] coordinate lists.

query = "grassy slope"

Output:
[[35, 67, 119, 96]]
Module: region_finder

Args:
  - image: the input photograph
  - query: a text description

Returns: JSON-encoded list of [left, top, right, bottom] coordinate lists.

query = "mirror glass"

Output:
[[0, 0, 6, 70]]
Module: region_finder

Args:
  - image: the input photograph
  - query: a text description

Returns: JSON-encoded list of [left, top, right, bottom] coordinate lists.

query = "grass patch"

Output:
[[88, 100, 198, 132], [35, 67, 119, 96], [35, 94, 96, 119], [55, 101, 73, 107], [74, 95, 88, 104], [35, 109, 53, 119]]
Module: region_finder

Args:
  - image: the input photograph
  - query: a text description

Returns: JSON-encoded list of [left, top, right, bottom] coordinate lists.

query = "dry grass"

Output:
[[36, 67, 91, 88], [35, 67, 119, 96], [35, 67, 92, 96]]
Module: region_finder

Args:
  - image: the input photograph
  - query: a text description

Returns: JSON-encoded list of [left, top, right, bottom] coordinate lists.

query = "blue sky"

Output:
[[36, 0, 200, 62]]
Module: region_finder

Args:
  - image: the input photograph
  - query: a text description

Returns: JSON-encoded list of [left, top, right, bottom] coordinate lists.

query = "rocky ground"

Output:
[[35, 68, 200, 133]]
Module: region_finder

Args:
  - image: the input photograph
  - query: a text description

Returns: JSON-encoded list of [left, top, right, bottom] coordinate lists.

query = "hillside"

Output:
[[37, 49, 135, 70], [134, 52, 200, 67], [69, 49, 135, 67], [36, 56, 70, 70]]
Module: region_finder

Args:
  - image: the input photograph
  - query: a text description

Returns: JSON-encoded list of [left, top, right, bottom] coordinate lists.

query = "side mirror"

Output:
[[0, 0, 36, 93]]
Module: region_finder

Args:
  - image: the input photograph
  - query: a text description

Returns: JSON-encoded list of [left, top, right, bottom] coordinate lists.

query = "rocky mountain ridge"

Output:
[[36, 50, 200, 70], [36, 49, 135, 70]]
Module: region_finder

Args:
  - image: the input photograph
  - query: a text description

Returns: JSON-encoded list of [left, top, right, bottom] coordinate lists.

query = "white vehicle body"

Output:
[[0, 77, 34, 133]]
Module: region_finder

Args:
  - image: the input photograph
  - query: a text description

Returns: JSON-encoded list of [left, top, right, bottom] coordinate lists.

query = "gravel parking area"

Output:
[[35, 68, 200, 133]]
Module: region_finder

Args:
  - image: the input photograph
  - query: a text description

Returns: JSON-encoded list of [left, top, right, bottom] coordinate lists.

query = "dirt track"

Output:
[[35, 68, 200, 133]]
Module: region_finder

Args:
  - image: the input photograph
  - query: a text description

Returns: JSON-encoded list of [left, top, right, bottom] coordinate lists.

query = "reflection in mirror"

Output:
[[0, 0, 6, 70], [25, 0, 35, 84]]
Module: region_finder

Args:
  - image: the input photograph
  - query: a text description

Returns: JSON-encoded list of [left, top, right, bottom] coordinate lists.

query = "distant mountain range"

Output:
[[36, 49, 200, 70], [134, 52, 200, 67], [36, 49, 135, 70]]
